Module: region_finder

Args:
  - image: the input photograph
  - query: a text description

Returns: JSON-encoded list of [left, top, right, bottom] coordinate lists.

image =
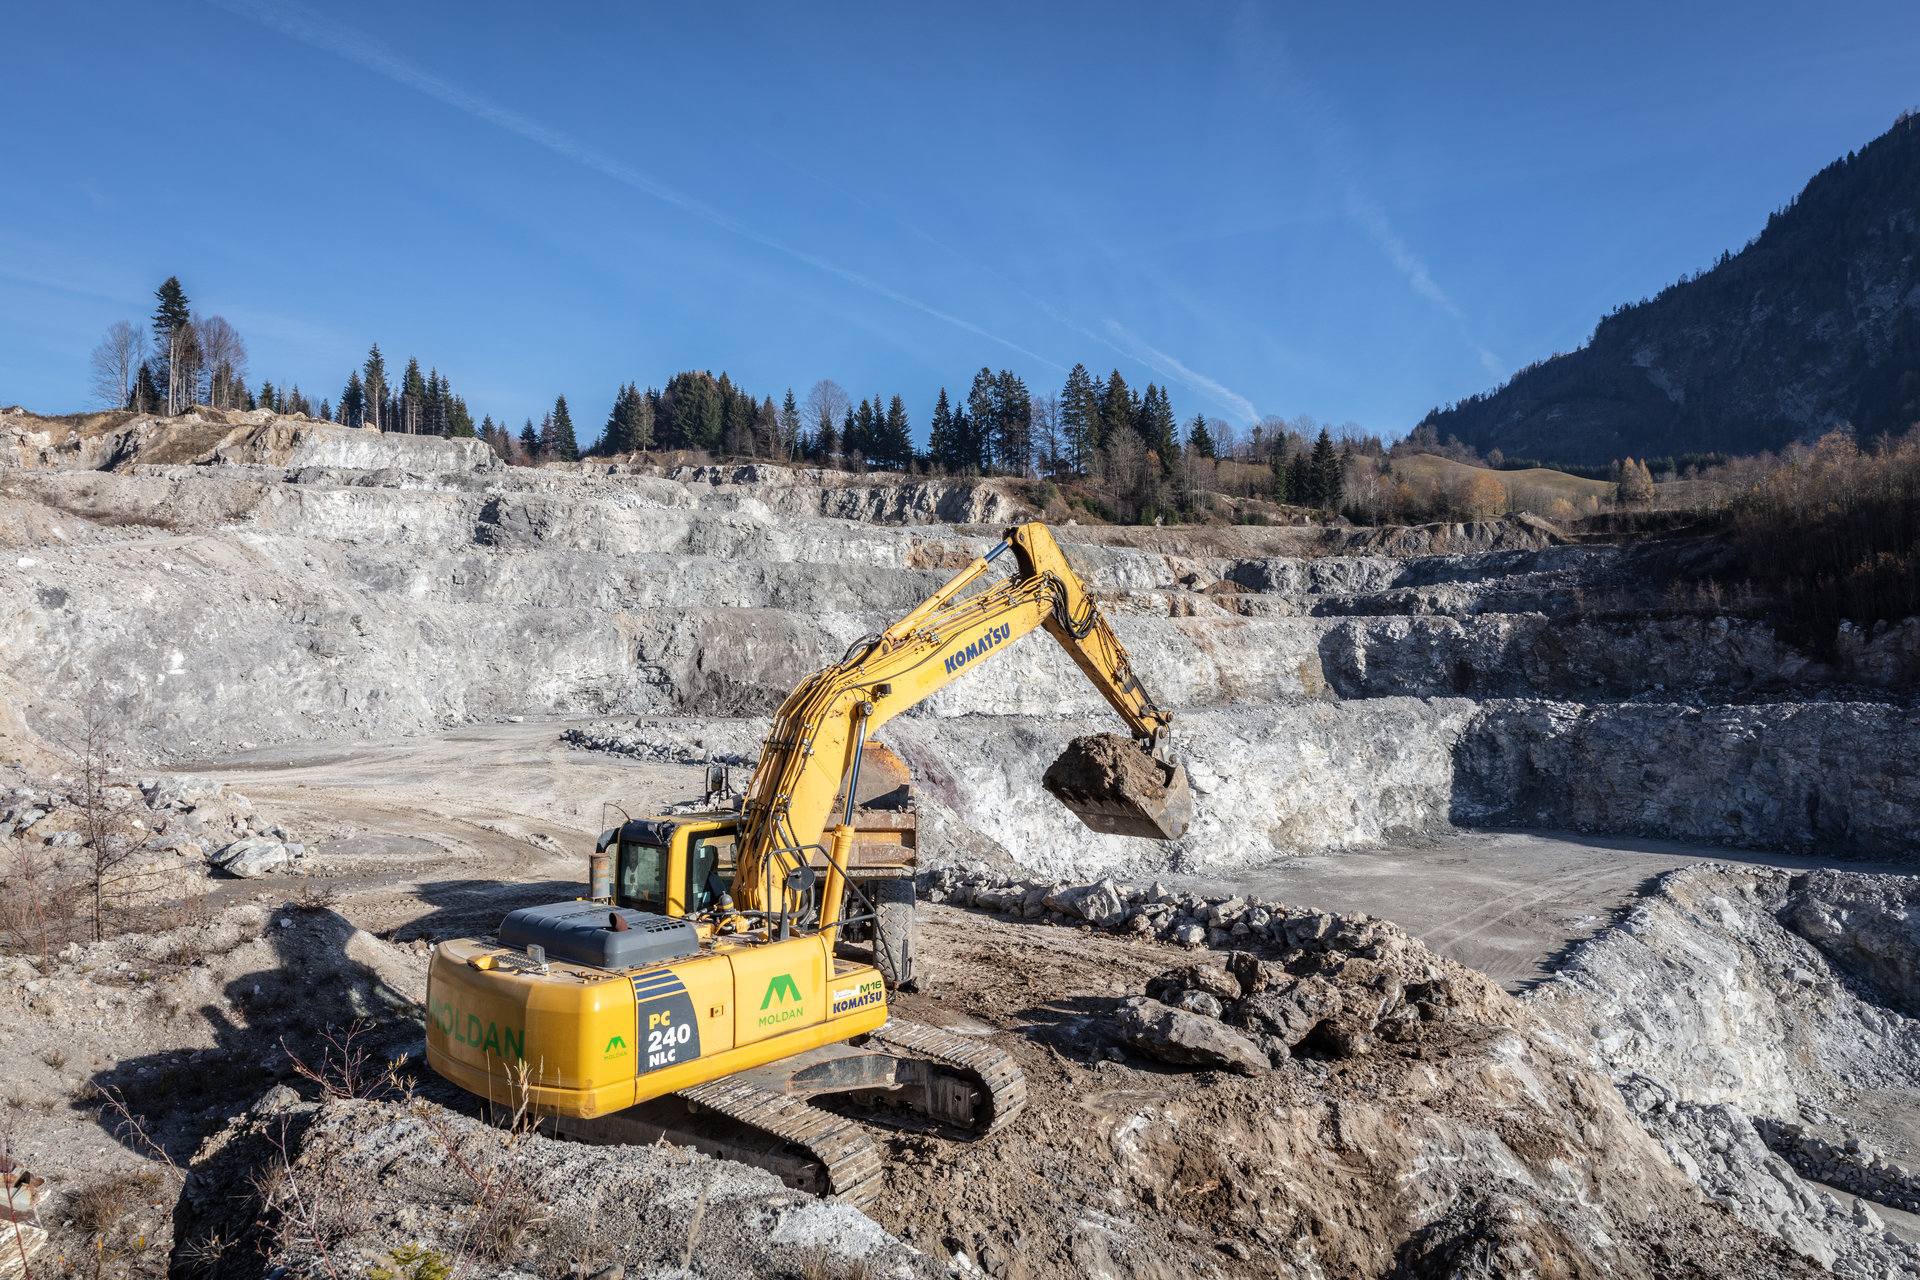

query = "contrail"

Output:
[[1101, 321, 1260, 423], [1026, 295, 1262, 423], [1345, 192, 1506, 381], [210, 0, 1058, 369]]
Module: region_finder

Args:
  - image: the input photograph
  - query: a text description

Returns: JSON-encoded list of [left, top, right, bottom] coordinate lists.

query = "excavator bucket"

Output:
[[1042, 734, 1193, 840]]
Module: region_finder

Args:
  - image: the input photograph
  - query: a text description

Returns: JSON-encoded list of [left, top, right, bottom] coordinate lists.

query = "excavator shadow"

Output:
[[381, 876, 586, 945]]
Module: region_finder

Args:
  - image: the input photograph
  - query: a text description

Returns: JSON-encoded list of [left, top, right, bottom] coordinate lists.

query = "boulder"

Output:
[[214, 836, 305, 878], [1147, 963, 1243, 1004], [1043, 878, 1129, 928], [1113, 996, 1268, 1075], [1230, 976, 1342, 1046]]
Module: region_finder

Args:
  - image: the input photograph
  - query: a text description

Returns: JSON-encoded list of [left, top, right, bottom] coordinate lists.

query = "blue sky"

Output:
[[7, 1, 1919, 444]]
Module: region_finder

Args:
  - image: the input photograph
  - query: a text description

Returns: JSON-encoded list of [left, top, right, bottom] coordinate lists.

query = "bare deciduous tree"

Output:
[[194, 314, 248, 409], [66, 693, 146, 941], [1032, 392, 1061, 475], [803, 380, 849, 444], [89, 320, 147, 410]]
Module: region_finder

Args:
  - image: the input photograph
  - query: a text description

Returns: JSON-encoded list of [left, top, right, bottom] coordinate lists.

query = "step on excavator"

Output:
[[425, 522, 1191, 1205]]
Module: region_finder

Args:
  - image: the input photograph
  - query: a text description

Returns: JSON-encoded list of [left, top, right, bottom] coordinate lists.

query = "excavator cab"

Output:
[[598, 818, 737, 919]]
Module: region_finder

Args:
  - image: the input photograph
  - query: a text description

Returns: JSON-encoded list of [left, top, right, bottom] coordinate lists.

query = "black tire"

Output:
[[870, 877, 917, 989]]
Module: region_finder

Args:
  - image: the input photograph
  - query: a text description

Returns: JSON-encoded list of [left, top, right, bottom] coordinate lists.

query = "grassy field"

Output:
[[1384, 453, 1617, 504]]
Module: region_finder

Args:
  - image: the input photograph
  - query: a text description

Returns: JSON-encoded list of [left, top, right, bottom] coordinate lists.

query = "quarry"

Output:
[[3, 406, 1920, 1280]]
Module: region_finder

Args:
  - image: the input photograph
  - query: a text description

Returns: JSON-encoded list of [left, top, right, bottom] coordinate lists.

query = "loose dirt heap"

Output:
[[855, 901, 1820, 1279]]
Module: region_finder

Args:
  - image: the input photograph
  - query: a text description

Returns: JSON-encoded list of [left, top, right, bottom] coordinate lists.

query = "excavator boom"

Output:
[[734, 521, 1189, 917]]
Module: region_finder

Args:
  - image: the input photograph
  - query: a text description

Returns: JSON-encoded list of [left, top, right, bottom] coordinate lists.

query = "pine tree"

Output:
[[847, 397, 876, 461], [1309, 429, 1340, 509], [362, 345, 388, 430], [319, 398, 332, 423], [551, 395, 579, 461], [1269, 447, 1288, 503], [839, 406, 857, 468], [1187, 413, 1216, 459], [519, 418, 539, 461], [1059, 364, 1101, 472], [879, 395, 912, 471], [755, 396, 780, 458], [398, 358, 427, 433], [1286, 451, 1311, 506], [661, 371, 723, 452], [150, 277, 195, 415], [131, 361, 161, 413], [259, 380, 278, 412], [780, 389, 802, 459], [928, 388, 956, 472], [966, 368, 997, 473], [447, 395, 475, 438], [1099, 371, 1133, 449], [1139, 384, 1177, 472], [994, 370, 1031, 474]]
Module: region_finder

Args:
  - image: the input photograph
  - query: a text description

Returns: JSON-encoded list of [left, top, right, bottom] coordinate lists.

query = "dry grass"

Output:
[[68, 1170, 162, 1236]]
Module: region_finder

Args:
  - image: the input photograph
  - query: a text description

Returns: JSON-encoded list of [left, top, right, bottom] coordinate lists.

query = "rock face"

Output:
[[1785, 870, 1920, 1014], [1455, 699, 1920, 855], [3, 406, 1918, 881]]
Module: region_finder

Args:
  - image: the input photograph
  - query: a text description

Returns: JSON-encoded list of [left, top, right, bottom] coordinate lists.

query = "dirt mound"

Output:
[[865, 900, 1820, 1279]]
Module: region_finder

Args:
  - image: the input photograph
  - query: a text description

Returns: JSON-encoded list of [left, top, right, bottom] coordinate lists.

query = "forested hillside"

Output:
[[1421, 112, 1920, 466]]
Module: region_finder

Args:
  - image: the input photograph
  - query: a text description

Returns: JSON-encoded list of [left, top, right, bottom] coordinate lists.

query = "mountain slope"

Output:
[[1423, 113, 1920, 466]]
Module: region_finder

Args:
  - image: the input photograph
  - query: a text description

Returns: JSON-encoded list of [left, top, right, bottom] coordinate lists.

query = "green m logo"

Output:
[[605, 1034, 627, 1056], [760, 974, 802, 1009]]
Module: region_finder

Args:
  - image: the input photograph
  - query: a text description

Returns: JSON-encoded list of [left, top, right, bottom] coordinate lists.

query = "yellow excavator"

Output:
[[424, 522, 1190, 1204]]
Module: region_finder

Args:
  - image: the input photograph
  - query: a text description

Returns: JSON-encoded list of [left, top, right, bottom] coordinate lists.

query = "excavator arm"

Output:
[[732, 522, 1184, 920]]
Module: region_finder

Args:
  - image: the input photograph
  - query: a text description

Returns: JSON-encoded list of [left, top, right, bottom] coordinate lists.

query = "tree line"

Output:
[[84, 278, 1375, 515]]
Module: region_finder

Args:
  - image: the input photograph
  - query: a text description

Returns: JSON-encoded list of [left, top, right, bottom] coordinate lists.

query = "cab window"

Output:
[[688, 832, 735, 912], [617, 840, 668, 910]]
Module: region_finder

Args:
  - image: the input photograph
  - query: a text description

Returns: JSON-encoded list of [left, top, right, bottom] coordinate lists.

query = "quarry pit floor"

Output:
[[175, 718, 1895, 990]]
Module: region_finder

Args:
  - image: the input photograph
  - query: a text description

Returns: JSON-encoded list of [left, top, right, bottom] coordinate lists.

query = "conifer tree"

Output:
[[362, 345, 388, 431], [966, 368, 997, 473], [319, 398, 332, 422], [847, 397, 876, 461], [150, 277, 195, 414], [519, 418, 539, 461], [840, 406, 857, 468], [1187, 413, 1216, 459], [993, 370, 1031, 474], [1059, 364, 1101, 472], [1269, 447, 1288, 503], [928, 388, 956, 472], [551, 395, 579, 461], [779, 389, 802, 459], [880, 395, 912, 471], [1099, 371, 1134, 448], [755, 396, 780, 458], [1286, 451, 1311, 506], [259, 381, 278, 412], [1139, 384, 1178, 472], [447, 395, 475, 438], [949, 403, 969, 472], [1309, 429, 1340, 508], [132, 362, 161, 414]]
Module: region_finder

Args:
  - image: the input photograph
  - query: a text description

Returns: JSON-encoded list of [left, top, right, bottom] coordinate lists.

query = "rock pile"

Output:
[[0, 766, 307, 888], [1753, 1115, 1920, 1214], [1115, 939, 1460, 1075], [921, 865, 1396, 954]]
